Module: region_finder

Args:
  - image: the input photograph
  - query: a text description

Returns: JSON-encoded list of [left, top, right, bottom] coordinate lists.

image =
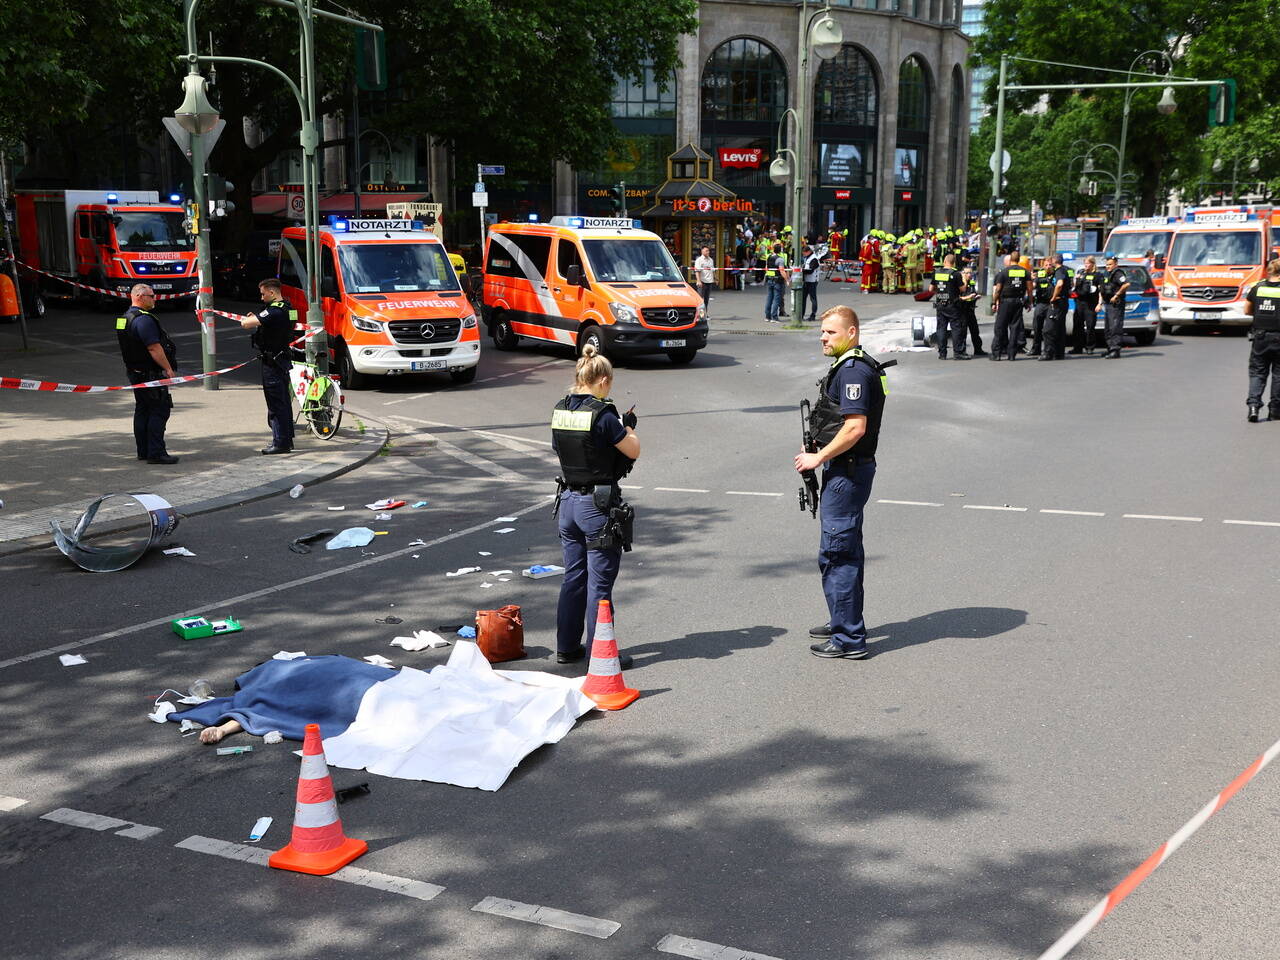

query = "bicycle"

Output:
[[289, 360, 344, 440]]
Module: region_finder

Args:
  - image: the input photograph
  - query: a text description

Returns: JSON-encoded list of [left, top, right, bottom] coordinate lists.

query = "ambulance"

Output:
[[482, 216, 707, 364], [1102, 215, 1178, 282], [1158, 208, 1275, 331], [278, 217, 480, 388]]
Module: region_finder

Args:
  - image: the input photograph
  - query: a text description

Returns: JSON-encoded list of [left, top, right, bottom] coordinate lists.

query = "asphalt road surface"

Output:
[[3, 315, 1280, 960]]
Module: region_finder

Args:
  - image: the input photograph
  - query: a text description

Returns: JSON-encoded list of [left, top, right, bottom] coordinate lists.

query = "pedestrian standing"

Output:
[[1099, 255, 1130, 359], [694, 246, 716, 318], [958, 267, 987, 356], [1243, 258, 1280, 422], [801, 243, 823, 322], [990, 254, 1032, 361], [1029, 257, 1053, 357], [795, 305, 887, 660], [116, 283, 178, 464], [238, 278, 297, 454], [1042, 254, 1073, 361], [551, 345, 641, 667], [931, 253, 967, 359], [1072, 256, 1102, 354], [764, 242, 784, 322]]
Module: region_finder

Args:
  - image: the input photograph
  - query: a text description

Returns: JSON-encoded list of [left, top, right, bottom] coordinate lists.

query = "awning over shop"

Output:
[[252, 193, 289, 216], [251, 191, 429, 218]]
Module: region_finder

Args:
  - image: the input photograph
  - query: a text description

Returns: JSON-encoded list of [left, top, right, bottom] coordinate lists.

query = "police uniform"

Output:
[[1100, 265, 1130, 357], [1044, 263, 1074, 360], [764, 250, 784, 321], [1029, 266, 1053, 357], [252, 299, 296, 451], [957, 277, 986, 355], [931, 265, 965, 358], [991, 264, 1031, 360], [116, 305, 176, 460], [808, 348, 886, 657], [1072, 267, 1103, 353], [1245, 279, 1280, 420], [551, 395, 633, 660]]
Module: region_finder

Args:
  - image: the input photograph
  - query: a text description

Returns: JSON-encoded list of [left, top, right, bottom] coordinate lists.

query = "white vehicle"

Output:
[[1158, 208, 1275, 330]]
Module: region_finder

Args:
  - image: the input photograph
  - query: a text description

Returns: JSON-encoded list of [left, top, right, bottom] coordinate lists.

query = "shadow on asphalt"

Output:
[[869, 605, 1029, 657]]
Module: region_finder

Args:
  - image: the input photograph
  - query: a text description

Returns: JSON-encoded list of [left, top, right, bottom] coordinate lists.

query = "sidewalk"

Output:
[[0, 308, 388, 553]]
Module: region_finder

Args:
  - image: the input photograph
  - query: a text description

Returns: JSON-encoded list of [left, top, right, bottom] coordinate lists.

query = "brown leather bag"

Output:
[[475, 605, 526, 663]]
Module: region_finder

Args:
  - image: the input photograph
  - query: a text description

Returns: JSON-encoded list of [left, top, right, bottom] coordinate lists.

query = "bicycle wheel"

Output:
[[307, 378, 343, 440]]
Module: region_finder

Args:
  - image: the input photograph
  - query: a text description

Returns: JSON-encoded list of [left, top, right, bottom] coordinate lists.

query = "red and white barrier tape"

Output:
[[4, 256, 195, 301], [1037, 734, 1280, 960]]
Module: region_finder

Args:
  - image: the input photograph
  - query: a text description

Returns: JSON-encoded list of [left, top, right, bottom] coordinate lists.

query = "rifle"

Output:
[[798, 399, 819, 518]]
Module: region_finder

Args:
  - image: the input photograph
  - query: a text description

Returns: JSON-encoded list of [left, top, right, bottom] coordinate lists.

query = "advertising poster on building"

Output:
[[820, 143, 863, 187]]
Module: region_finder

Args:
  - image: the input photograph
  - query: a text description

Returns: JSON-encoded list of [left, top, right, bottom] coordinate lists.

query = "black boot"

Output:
[[1248, 404, 1261, 423]]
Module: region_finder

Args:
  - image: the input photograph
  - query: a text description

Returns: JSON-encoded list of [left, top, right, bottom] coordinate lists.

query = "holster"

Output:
[[586, 485, 634, 552]]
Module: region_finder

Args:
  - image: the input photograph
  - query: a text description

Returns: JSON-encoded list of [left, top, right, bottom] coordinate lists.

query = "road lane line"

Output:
[[0, 494, 552, 671], [1223, 519, 1280, 528], [1040, 509, 1106, 517], [474, 357, 566, 385], [725, 491, 783, 497], [877, 499, 943, 507], [620, 484, 644, 489], [390, 414, 558, 462], [383, 417, 529, 480], [472, 896, 620, 939], [0, 796, 29, 811], [41, 807, 160, 839], [1123, 514, 1203, 522], [963, 504, 1028, 512], [382, 392, 434, 407], [175, 835, 271, 866], [656, 933, 785, 960], [654, 487, 710, 493]]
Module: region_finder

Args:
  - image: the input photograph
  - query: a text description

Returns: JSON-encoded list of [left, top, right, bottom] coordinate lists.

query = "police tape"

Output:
[[1037, 733, 1280, 960], [3, 256, 195, 301], [683, 260, 864, 275]]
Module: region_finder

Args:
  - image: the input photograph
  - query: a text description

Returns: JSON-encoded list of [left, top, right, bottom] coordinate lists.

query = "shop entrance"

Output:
[[815, 203, 862, 242]]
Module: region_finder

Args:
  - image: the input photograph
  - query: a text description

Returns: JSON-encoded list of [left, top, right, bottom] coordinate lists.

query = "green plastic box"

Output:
[[171, 616, 244, 640]]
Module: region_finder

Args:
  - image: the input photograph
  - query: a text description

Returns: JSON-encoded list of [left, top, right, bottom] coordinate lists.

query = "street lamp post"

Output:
[[1212, 153, 1261, 204], [353, 127, 395, 217], [1116, 50, 1177, 221]]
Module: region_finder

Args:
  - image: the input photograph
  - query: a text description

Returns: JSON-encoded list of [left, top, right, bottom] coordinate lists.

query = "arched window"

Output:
[[701, 38, 787, 124], [897, 55, 931, 133], [948, 65, 965, 220], [814, 45, 878, 127]]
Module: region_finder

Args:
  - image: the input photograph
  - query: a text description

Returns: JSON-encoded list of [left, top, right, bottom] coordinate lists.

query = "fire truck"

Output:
[[13, 190, 197, 304]]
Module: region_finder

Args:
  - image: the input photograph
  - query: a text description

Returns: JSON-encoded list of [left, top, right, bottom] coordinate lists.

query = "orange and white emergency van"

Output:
[[1158, 207, 1276, 330], [1102, 216, 1178, 283], [278, 217, 480, 388], [482, 216, 707, 364]]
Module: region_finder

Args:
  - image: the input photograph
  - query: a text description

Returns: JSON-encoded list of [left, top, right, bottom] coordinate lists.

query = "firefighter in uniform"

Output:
[[1243, 258, 1280, 422], [880, 234, 898, 294], [795, 305, 887, 660], [116, 283, 178, 463], [237, 278, 297, 453], [1029, 258, 1053, 357], [1099, 255, 1130, 359], [1072, 256, 1103, 354], [1042, 254, 1073, 361], [551, 345, 641, 666], [931, 254, 967, 359], [860, 233, 879, 293], [991, 255, 1032, 361]]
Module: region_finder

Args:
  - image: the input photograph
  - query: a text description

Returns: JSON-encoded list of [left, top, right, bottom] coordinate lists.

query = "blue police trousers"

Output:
[[556, 490, 622, 656], [262, 360, 295, 447], [133, 386, 172, 459], [819, 459, 876, 651]]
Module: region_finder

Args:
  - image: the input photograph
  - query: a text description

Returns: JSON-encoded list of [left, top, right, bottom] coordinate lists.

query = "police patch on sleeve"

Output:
[[845, 383, 861, 401]]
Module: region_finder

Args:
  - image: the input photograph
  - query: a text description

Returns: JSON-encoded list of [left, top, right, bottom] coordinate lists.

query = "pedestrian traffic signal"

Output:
[[1208, 79, 1236, 128], [206, 174, 235, 218]]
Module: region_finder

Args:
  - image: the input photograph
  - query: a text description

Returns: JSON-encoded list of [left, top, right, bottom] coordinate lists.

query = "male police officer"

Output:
[[116, 283, 178, 464], [1243, 258, 1280, 422], [931, 254, 967, 359], [795, 305, 887, 660], [1099, 255, 1130, 359], [1072, 256, 1103, 354], [1029, 257, 1053, 357], [239, 279, 296, 453], [991, 254, 1032, 361], [1042, 254, 1073, 361], [958, 266, 987, 356]]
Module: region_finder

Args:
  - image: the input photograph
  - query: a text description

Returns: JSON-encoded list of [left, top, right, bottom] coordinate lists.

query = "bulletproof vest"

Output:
[[765, 255, 780, 278], [809, 349, 887, 463], [252, 299, 296, 357], [116, 306, 175, 374], [1251, 283, 1280, 331], [1076, 271, 1099, 298], [1035, 269, 1054, 303], [1101, 268, 1127, 299], [933, 268, 959, 304], [1053, 268, 1074, 301], [551, 395, 631, 486], [1004, 267, 1029, 298]]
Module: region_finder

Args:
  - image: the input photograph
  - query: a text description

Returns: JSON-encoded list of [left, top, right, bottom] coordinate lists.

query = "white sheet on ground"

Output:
[[321, 642, 595, 790]]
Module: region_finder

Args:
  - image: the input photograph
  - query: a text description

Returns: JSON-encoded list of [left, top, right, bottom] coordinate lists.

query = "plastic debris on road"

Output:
[[478, 551, 492, 556], [494, 516, 518, 522], [363, 654, 395, 667], [59, 654, 87, 666], [375, 512, 394, 520], [216, 745, 253, 756], [289, 529, 335, 555], [179, 719, 200, 736], [327, 506, 346, 511], [446, 566, 482, 578], [163, 547, 197, 557], [263, 730, 283, 744], [147, 701, 177, 723], [457, 626, 477, 639], [365, 498, 407, 511], [488, 570, 513, 577], [411, 501, 428, 508], [51, 493, 179, 573], [289, 484, 305, 499], [247, 816, 273, 842], [390, 630, 451, 651], [408, 539, 427, 547], [273, 650, 306, 660], [523, 564, 566, 579], [326, 527, 376, 550], [480, 581, 494, 589]]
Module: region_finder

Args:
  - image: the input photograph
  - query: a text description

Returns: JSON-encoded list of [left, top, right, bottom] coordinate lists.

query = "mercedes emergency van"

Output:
[[482, 216, 707, 364], [1103, 216, 1178, 283], [279, 217, 480, 388], [1158, 208, 1274, 331]]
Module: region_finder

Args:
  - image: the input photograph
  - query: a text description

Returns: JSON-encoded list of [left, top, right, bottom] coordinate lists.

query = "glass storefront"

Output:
[[894, 55, 930, 231], [811, 44, 879, 240]]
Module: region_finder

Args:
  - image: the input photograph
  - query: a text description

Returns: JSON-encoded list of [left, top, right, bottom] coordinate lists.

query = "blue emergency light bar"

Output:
[[106, 193, 119, 204], [169, 193, 182, 203], [528, 213, 540, 222], [326, 215, 427, 233], [1184, 209, 1256, 223], [556, 216, 643, 230]]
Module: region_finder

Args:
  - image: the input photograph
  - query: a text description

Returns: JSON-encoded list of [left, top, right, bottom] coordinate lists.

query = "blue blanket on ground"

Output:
[[168, 655, 395, 741]]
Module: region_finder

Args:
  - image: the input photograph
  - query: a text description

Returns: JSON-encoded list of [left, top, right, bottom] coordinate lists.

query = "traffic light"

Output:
[[206, 174, 235, 217], [608, 183, 626, 215], [1208, 79, 1236, 127]]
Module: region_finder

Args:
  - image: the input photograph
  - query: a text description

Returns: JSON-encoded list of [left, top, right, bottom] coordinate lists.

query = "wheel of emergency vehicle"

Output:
[[577, 324, 607, 359], [334, 342, 370, 390], [490, 312, 519, 351], [1133, 329, 1156, 346], [666, 347, 698, 365], [450, 366, 477, 385], [1159, 321, 1174, 334]]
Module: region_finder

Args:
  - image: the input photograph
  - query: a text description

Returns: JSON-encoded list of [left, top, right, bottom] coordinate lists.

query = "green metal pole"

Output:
[[189, 108, 218, 389], [988, 54, 1007, 296], [788, 0, 808, 329]]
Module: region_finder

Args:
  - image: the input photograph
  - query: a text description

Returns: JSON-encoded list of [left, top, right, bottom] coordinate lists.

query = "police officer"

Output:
[[795, 305, 887, 660], [801, 243, 823, 322], [1029, 257, 1053, 357], [1042, 254, 1073, 361], [238, 279, 297, 454], [931, 254, 967, 359], [1243, 258, 1280, 422], [116, 283, 178, 464], [763, 242, 784, 322], [1099, 255, 1130, 359], [552, 344, 641, 667], [1072, 256, 1103, 354], [990, 254, 1032, 361], [958, 266, 987, 356]]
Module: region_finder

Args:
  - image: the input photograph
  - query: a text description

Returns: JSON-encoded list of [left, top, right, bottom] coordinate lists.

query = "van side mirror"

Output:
[[565, 263, 583, 286], [1154, 254, 1166, 269], [320, 276, 339, 299]]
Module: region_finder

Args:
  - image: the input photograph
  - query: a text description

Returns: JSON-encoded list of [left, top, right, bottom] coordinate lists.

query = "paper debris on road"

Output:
[[163, 547, 197, 557], [273, 650, 306, 660], [363, 655, 395, 667], [523, 564, 566, 579], [408, 539, 426, 547], [445, 566, 482, 578], [247, 816, 273, 843], [326, 506, 346, 511], [59, 654, 87, 666], [488, 570, 513, 577], [375, 512, 394, 520], [480, 581, 494, 589], [391, 630, 451, 651], [365, 499, 407, 511], [263, 731, 283, 744], [494, 516, 518, 522]]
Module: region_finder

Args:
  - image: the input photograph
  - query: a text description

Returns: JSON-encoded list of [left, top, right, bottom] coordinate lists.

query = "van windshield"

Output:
[[339, 243, 459, 293], [1169, 230, 1262, 267], [114, 212, 192, 252], [1108, 230, 1172, 258], [582, 239, 683, 283]]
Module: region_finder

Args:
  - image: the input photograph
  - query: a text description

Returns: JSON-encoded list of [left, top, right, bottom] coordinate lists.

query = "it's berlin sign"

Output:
[[672, 197, 755, 214]]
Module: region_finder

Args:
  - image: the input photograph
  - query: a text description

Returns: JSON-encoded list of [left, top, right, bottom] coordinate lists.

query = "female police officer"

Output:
[[551, 345, 641, 667]]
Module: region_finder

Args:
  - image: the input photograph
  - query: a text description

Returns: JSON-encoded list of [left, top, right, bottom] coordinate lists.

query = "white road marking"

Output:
[[1123, 514, 1203, 523], [473, 357, 566, 385], [471, 896, 620, 939], [383, 416, 528, 481], [175, 834, 271, 866], [877, 499, 943, 507], [725, 491, 783, 497], [0, 494, 552, 671], [654, 487, 710, 493], [40, 807, 161, 839], [1040, 509, 1106, 517], [656, 933, 785, 960], [382, 391, 434, 407], [1223, 519, 1280, 528], [620, 484, 644, 489], [963, 504, 1029, 512], [0, 796, 29, 811]]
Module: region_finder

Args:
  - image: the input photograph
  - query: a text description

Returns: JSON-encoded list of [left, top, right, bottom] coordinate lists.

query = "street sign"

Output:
[[1004, 210, 1030, 225], [162, 117, 226, 158], [480, 165, 505, 177], [472, 192, 489, 207], [289, 194, 305, 217], [988, 149, 1011, 174]]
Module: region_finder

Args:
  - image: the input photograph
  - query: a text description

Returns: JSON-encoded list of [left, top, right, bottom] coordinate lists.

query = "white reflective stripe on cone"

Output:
[[293, 798, 339, 829], [589, 656, 620, 675], [299, 754, 328, 779]]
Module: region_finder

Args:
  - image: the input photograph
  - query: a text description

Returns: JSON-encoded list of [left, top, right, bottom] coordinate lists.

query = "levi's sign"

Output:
[[718, 148, 763, 169]]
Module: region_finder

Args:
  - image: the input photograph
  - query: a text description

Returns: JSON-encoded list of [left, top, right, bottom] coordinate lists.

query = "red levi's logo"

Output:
[[718, 148, 763, 169]]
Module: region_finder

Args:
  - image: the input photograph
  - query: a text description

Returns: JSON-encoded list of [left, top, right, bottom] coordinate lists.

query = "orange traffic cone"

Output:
[[580, 600, 640, 710], [269, 723, 368, 876]]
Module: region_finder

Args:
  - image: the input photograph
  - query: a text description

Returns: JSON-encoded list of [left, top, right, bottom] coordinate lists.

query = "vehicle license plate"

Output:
[[659, 339, 686, 347], [1192, 311, 1216, 321], [410, 360, 447, 371], [152, 284, 172, 290]]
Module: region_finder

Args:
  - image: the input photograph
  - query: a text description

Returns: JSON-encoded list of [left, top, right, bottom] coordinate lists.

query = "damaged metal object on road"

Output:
[[50, 493, 179, 573]]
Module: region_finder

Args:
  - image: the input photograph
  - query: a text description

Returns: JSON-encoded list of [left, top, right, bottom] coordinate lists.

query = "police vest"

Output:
[[551, 395, 632, 486], [1075, 271, 1100, 300], [116, 307, 175, 374], [1052, 269, 1075, 302], [809, 349, 887, 463], [1101, 268, 1128, 300], [765, 256, 780, 279], [933, 268, 959, 304], [251, 299, 297, 359], [1250, 282, 1280, 332], [1004, 267, 1029, 298]]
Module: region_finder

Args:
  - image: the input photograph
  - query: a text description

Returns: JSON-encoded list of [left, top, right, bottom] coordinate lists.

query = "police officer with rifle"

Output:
[[116, 283, 178, 464], [551, 344, 640, 668]]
